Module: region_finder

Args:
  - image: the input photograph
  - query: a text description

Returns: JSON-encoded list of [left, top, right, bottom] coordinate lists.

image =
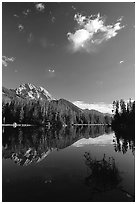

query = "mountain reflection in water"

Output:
[[2, 126, 112, 166], [2, 125, 135, 202], [2, 125, 135, 166]]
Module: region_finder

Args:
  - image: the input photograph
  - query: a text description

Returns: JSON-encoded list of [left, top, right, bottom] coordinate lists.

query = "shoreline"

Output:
[[2, 124, 34, 127], [2, 123, 111, 127]]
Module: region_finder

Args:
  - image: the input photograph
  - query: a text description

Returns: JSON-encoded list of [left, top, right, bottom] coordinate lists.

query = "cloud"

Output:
[[67, 13, 125, 52], [45, 68, 56, 78], [49, 11, 56, 23], [72, 5, 76, 10], [27, 33, 34, 43], [22, 9, 31, 16], [51, 16, 56, 23], [48, 69, 55, 73], [35, 3, 45, 12], [13, 14, 19, 18], [48, 69, 55, 77], [119, 60, 124, 64], [2, 56, 15, 67], [18, 24, 24, 32], [73, 101, 112, 114]]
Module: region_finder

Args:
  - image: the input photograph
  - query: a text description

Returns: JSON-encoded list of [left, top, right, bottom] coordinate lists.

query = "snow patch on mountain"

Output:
[[28, 92, 35, 99], [39, 86, 53, 100], [15, 83, 55, 101], [28, 83, 36, 90]]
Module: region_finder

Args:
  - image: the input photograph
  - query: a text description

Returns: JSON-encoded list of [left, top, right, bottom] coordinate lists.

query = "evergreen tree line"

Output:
[[112, 99, 135, 129], [2, 99, 112, 126]]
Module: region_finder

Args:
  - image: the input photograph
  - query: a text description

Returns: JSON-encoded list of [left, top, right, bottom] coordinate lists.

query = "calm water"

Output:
[[2, 126, 135, 202]]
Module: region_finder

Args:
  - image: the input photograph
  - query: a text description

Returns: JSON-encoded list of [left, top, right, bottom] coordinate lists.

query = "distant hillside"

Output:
[[58, 99, 82, 114], [84, 109, 112, 117]]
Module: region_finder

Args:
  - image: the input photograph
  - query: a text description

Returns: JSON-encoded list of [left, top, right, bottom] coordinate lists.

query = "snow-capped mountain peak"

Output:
[[15, 83, 55, 101], [38, 86, 54, 100]]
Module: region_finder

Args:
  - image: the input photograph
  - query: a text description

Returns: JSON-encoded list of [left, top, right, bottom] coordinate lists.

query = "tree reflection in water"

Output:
[[2, 126, 112, 166], [113, 129, 135, 155]]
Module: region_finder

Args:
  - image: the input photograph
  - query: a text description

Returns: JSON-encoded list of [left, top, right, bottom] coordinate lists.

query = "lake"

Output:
[[2, 126, 135, 202]]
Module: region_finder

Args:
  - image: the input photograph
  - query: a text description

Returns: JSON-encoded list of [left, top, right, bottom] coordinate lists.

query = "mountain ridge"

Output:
[[15, 83, 55, 101], [2, 83, 112, 116]]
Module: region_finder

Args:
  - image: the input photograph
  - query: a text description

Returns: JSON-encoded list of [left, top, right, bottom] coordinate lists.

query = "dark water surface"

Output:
[[2, 126, 135, 202]]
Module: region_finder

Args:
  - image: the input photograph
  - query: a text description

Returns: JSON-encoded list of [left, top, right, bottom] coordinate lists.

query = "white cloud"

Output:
[[51, 16, 56, 23], [27, 33, 34, 43], [72, 5, 76, 10], [35, 3, 45, 12], [119, 60, 124, 64], [49, 69, 55, 73], [18, 24, 24, 32], [22, 9, 31, 16], [2, 56, 15, 67], [67, 13, 125, 52], [13, 14, 19, 18], [73, 101, 112, 114], [68, 29, 91, 47], [45, 68, 55, 78], [49, 11, 56, 23]]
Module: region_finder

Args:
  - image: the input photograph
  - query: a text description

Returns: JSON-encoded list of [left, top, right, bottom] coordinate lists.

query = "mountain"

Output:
[[2, 86, 25, 103], [58, 98, 82, 114], [2, 83, 112, 116], [2, 83, 112, 126], [15, 83, 55, 101], [2, 83, 55, 103]]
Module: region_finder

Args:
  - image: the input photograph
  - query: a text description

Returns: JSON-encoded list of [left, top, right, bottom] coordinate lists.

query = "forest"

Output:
[[112, 99, 135, 132], [2, 99, 112, 127]]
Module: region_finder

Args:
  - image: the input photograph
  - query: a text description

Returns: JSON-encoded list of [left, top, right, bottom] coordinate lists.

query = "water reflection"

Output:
[[2, 125, 135, 166], [84, 152, 134, 201], [113, 129, 135, 155], [2, 126, 112, 166], [2, 126, 135, 202], [84, 153, 121, 191]]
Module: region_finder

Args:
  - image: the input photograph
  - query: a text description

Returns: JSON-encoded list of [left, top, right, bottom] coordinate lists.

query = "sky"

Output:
[[2, 2, 135, 113]]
